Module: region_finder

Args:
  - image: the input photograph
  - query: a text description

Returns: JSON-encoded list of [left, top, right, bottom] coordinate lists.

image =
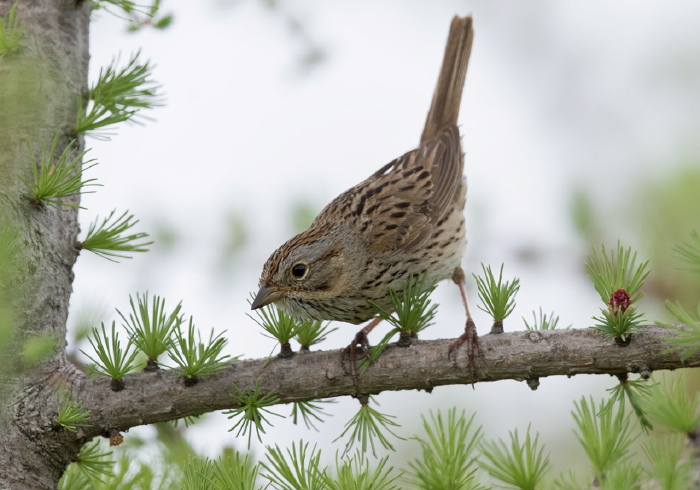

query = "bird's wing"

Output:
[[315, 124, 463, 253]]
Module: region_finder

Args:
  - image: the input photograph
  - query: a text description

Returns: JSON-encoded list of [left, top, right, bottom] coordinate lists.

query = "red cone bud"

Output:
[[609, 288, 631, 314]]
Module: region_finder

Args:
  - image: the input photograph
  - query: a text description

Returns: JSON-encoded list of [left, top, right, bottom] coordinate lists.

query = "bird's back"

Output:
[[307, 124, 467, 322]]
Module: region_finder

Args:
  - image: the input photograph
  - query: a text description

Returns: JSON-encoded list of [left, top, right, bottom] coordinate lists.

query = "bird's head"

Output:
[[251, 225, 358, 318]]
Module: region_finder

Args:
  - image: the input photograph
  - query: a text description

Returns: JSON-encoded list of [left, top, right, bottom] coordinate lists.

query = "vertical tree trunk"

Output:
[[0, 1, 91, 488]]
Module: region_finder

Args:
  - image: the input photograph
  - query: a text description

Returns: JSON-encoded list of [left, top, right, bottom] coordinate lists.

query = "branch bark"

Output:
[[77, 325, 696, 438]]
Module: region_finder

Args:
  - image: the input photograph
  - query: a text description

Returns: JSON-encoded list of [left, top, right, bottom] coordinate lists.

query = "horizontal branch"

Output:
[[77, 325, 698, 438]]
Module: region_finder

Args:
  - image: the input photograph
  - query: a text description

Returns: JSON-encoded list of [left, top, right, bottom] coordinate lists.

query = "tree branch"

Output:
[[78, 324, 696, 438]]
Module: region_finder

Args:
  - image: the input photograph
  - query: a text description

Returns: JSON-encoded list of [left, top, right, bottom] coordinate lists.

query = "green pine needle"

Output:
[[181, 456, 215, 490], [407, 408, 485, 490], [56, 398, 91, 432], [212, 450, 262, 490], [294, 320, 337, 350], [673, 229, 700, 274], [551, 470, 588, 490], [334, 397, 404, 458], [58, 464, 92, 489], [170, 415, 200, 429], [523, 308, 570, 330], [81, 321, 140, 384], [73, 439, 115, 483], [152, 14, 173, 30], [111, 456, 158, 488], [585, 244, 650, 341], [662, 300, 700, 359], [290, 399, 334, 431], [21, 135, 99, 209], [81, 210, 153, 261], [605, 375, 654, 432], [359, 274, 439, 373], [585, 242, 650, 305], [572, 397, 638, 480], [90, 0, 140, 13], [643, 434, 693, 490], [91, 0, 173, 32], [225, 379, 282, 449], [60, 448, 168, 488], [248, 297, 299, 344], [261, 441, 326, 490], [474, 263, 520, 322], [479, 425, 551, 490], [325, 452, 402, 490], [641, 376, 700, 434], [0, 4, 24, 56], [167, 317, 231, 383], [117, 292, 181, 364], [598, 463, 643, 490], [591, 305, 644, 341], [357, 329, 400, 376], [369, 274, 438, 335], [76, 50, 163, 136]]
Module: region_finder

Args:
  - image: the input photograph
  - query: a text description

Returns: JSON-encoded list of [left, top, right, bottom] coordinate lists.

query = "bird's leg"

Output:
[[448, 267, 483, 375], [342, 316, 385, 390]]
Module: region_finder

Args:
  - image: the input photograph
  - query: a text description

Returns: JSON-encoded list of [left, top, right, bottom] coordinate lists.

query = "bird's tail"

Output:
[[420, 16, 474, 144]]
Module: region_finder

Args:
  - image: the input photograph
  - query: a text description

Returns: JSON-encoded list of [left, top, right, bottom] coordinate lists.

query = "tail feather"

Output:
[[420, 16, 474, 143]]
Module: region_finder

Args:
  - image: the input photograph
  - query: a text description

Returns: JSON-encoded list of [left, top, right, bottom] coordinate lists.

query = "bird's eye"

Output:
[[291, 262, 308, 279]]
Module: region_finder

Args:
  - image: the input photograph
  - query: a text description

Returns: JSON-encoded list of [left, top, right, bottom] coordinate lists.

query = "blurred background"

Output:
[[69, 0, 700, 478]]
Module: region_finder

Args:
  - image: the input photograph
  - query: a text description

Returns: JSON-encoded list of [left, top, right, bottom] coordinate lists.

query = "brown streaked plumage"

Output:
[[253, 124, 466, 323], [252, 16, 480, 367]]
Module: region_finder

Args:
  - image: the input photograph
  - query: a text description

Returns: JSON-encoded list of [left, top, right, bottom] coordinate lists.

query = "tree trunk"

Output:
[[0, 1, 90, 488]]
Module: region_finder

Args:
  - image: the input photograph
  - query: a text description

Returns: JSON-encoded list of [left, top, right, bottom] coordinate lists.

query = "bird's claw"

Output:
[[342, 330, 372, 391], [448, 318, 483, 378]]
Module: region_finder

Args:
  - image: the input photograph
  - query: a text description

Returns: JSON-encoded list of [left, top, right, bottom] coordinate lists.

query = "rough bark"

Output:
[[0, 1, 90, 488], [68, 325, 695, 439]]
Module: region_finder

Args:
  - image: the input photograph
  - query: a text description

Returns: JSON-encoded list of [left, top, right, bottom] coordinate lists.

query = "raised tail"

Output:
[[420, 16, 474, 144]]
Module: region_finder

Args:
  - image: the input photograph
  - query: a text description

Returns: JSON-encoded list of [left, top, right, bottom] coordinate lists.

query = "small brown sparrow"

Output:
[[252, 16, 480, 370]]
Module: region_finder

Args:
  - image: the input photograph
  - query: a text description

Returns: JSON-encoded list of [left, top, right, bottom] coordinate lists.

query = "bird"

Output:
[[251, 15, 480, 374]]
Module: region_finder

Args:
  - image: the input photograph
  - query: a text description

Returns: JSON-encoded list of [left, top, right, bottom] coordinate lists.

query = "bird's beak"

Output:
[[250, 282, 286, 310]]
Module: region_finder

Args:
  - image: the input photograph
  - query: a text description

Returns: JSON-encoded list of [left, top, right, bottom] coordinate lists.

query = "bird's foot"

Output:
[[448, 318, 483, 379], [341, 330, 371, 391]]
